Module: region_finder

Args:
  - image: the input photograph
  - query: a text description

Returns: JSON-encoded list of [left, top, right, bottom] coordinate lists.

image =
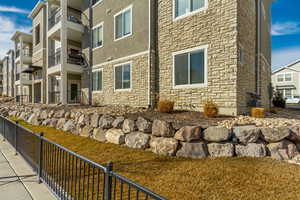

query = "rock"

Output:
[[125, 132, 150, 149], [49, 119, 58, 127], [288, 127, 300, 143], [293, 155, 300, 164], [174, 126, 202, 142], [207, 143, 234, 157], [27, 114, 40, 126], [63, 120, 75, 132], [93, 128, 107, 142], [40, 111, 48, 120], [236, 143, 267, 157], [112, 116, 125, 128], [9, 111, 17, 117], [54, 110, 65, 118], [176, 142, 208, 158], [150, 137, 178, 156], [19, 112, 27, 121], [152, 120, 175, 137], [267, 139, 299, 160], [122, 119, 137, 134], [42, 119, 51, 126], [233, 126, 261, 144], [105, 129, 125, 144], [78, 114, 86, 126], [64, 112, 71, 119], [81, 126, 93, 137], [203, 127, 232, 142], [99, 115, 114, 129], [48, 110, 55, 118], [56, 118, 66, 130], [136, 117, 152, 133], [261, 127, 290, 142], [91, 114, 100, 128]]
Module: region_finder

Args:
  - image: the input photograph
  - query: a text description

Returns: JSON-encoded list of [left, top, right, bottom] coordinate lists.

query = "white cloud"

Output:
[[0, 15, 31, 59], [0, 5, 29, 14], [272, 46, 300, 71], [271, 22, 300, 36]]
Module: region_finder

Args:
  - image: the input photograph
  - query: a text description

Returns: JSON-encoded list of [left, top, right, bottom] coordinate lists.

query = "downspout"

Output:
[[88, 0, 93, 105], [255, 0, 262, 102]]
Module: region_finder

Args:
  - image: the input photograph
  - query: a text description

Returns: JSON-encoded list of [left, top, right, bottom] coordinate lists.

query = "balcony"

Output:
[[15, 48, 33, 64], [48, 8, 83, 42], [15, 73, 32, 85]]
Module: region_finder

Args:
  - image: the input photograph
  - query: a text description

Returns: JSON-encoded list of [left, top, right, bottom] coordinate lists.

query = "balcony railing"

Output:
[[67, 52, 84, 65], [16, 73, 32, 81], [35, 70, 43, 80], [48, 48, 61, 68], [16, 49, 32, 58], [16, 49, 20, 58], [49, 91, 61, 104], [16, 73, 20, 81], [48, 8, 61, 30]]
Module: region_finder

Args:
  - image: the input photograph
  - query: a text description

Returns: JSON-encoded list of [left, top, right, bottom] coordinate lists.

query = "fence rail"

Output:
[[0, 116, 166, 200]]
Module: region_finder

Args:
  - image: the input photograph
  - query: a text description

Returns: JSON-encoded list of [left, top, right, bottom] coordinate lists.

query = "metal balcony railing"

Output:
[[35, 70, 43, 80], [16, 49, 32, 58], [48, 48, 61, 68], [48, 91, 61, 104], [48, 8, 61, 30]]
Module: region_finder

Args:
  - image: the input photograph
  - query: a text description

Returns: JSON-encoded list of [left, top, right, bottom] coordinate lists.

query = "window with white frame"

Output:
[[174, 47, 206, 87], [285, 73, 292, 81], [277, 73, 292, 82], [92, 70, 103, 91], [175, 0, 206, 18], [92, 0, 103, 6], [115, 63, 131, 90], [277, 74, 284, 82], [92, 23, 103, 49], [115, 7, 132, 40], [285, 89, 292, 99]]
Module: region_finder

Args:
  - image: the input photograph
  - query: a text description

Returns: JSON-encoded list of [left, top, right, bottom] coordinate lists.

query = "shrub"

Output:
[[269, 107, 279, 114], [251, 107, 266, 118], [203, 100, 219, 118], [158, 100, 175, 113], [272, 91, 286, 108]]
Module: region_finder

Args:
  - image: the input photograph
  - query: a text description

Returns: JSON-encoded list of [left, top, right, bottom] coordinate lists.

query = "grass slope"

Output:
[[13, 119, 300, 200]]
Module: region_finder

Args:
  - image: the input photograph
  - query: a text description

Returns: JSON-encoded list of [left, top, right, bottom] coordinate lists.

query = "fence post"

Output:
[[105, 162, 113, 200], [38, 132, 44, 184], [15, 121, 18, 155]]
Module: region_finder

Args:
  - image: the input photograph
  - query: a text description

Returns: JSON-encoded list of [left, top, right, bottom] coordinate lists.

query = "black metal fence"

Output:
[[0, 116, 166, 200]]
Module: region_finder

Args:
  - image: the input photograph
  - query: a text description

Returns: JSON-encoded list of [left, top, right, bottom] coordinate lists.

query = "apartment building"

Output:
[[11, 32, 33, 103], [2, 0, 273, 115], [272, 59, 300, 101], [0, 60, 3, 94], [1, 50, 15, 97]]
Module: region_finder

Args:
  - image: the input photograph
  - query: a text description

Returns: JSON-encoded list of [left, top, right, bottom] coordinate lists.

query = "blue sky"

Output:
[[0, 0, 299, 71]]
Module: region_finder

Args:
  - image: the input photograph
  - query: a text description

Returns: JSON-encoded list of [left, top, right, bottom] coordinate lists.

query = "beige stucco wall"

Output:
[[157, 0, 239, 116]]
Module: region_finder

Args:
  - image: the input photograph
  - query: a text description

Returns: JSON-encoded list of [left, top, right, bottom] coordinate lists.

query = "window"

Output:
[[92, 70, 103, 91], [114, 6, 132, 40], [285, 73, 292, 82], [173, 46, 207, 87], [92, 23, 103, 49], [175, 0, 206, 19], [239, 45, 244, 64], [277, 74, 284, 82], [35, 24, 40, 45], [114, 63, 131, 90], [285, 89, 292, 99], [277, 73, 292, 82]]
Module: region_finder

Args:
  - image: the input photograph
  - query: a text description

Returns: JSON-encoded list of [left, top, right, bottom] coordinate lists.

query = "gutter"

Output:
[[255, 0, 262, 99]]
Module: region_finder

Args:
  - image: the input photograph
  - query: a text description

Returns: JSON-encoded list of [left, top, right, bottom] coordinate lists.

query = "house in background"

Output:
[[272, 59, 300, 103]]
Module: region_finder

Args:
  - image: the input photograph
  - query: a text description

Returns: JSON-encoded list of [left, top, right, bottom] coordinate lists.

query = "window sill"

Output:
[[92, 45, 103, 51], [173, 6, 208, 22], [114, 33, 132, 42], [114, 88, 132, 92], [173, 83, 207, 89], [92, 0, 103, 9], [92, 91, 103, 94]]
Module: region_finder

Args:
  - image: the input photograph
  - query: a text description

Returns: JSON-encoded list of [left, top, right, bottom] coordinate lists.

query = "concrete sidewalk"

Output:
[[0, 136, 56, 200]]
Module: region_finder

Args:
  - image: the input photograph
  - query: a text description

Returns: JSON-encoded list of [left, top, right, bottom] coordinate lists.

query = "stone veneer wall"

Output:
[[91, 54, 150, 108], [157, 0, 239, 116], [1, 105, 300, 162]]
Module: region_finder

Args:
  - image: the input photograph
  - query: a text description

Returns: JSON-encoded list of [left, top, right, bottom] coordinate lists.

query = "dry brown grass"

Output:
[[251, 107, 266, 118], [203, 100, 219, 118], [157, 100, 175, 113], [13, 119, 300, 200]]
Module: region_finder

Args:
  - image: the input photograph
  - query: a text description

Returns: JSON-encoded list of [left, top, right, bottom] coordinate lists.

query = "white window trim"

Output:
[[173, 0, 208, 21], [277, 72, 293, 83], [92, 22, 104, 51], [283, 89, 293, 99], [92, 0, 103, 9], [172, 45, 208, 89], [92, 68, 103, 93], [114, 5, 133, 42], [113, 61, 132, 92]]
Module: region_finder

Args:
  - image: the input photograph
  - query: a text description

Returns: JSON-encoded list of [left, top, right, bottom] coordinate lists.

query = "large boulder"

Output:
[[27, 114, 40, 126], [54, 110, 65, 118], [49, 119, 58, 127], [152, 120, 175, 137], [112, 116, 125, 128], [19, 112, 28, 121], [125, 132, 150, 149], [40, 110, 48, 120], [267, 139, 299, 160], [99, 115, 114, 129], [48, 110, 55, 118], [105, 129, 125, 144], [80, 126, 93, 137], [203, 127, 232, 142], [176, 142, 208, 158], [64, 112, 71, 119], [93, 128, 107, 142], [236, 143, 267, 158], [91, 114, 100, 128], [63, 120, 75, 132], [293, 155, 300, 164], [77, 114, 86, 126], [42, 119, 51, 126], [261, 127, 290, 143], [207, 143, 235, 157], [136, 117, 152, 133], [233, 126, 261, 144], [56, 118, 66, 130], [288, 127, 300, 143], [174, 126, 202, 142], [122, 119, 137, 134], [150, 137, 178, 156]]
